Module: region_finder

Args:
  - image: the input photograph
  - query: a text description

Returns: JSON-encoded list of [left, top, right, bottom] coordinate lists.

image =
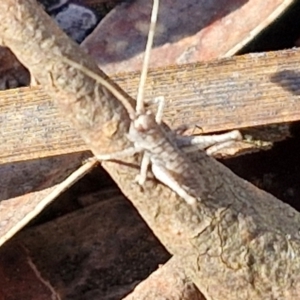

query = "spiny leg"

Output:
[[133, 94, 165, 186], [149, 96, 242, 154], [96, 146, 138, 161], [176, 130, 242, 153], [146, 95, 165, 124], [151, 163, 197, 205], [205, 140, 237, 156], [96, 147, 152, 185], [135, 153, 151, 185], [154, 96, 165, 124]]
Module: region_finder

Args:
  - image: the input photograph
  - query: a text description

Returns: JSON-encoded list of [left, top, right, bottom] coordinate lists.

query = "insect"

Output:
[[62, 0, 242, 205]]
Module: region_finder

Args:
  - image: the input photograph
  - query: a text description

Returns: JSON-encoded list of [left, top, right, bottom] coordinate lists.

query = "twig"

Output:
[[1, 1, 300, 299], [0, 158, 98, 246]]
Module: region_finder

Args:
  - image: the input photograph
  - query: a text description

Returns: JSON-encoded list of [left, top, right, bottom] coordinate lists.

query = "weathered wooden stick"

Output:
[[123, 257, 205, 300], [1, 1, 300, 299], [1, 47, 300, 163]]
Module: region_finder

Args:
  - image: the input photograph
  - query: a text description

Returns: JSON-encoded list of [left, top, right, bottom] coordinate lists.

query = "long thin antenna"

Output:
[[60, 0, 159, 118], [61, 56, 136, 118], [5, 36, 138, 118], [136, 0, 159, 113]]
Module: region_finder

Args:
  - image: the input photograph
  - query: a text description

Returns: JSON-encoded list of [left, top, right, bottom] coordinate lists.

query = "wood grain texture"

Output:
[[1, 1, 300, 299], [1, 49, 300, 163]]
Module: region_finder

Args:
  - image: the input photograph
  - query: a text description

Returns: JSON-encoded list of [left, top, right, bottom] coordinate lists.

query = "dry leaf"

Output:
[[82, 0, 294, 74]]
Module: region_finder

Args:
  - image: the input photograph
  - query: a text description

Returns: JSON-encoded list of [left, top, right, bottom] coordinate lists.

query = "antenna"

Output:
[[61, 56, 137, 118], [136, 0, 159, 114], [60, 0, 159, 119]]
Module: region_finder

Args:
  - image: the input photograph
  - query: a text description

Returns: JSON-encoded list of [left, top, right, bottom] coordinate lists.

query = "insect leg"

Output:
[[135, 153, 151, 185], [96, 147, 138, 161], [176, 130, 242, 151]]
